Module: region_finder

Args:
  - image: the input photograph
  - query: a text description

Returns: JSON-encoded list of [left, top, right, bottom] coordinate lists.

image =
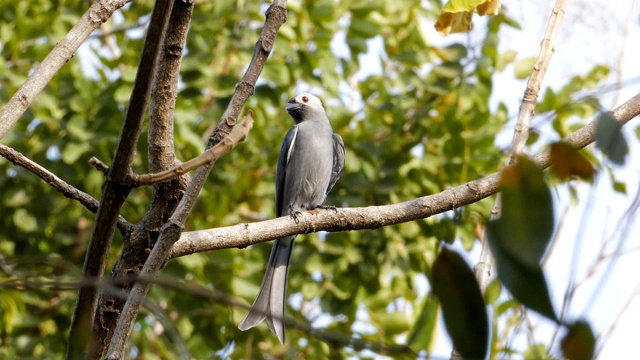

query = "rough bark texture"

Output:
[[66, 1, 175, 358], [90, 1, 195, 358], [104, 1, 287, 358]]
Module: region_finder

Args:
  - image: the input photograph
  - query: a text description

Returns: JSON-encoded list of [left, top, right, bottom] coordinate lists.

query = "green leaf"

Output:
[[595, 112, 628, 165], [62, 142, 91, 164], [407, 295, 439, 353], [496, 49, 517, 71], [4, 189, 31, 207], [114, 83, 133, 103], [561, 321, 595, 360], [350, 18, 381, 39], [436, 44, 469, 62], [432, 247, 488, 359], [13, 208, 37, 232], [524, 343, 552, 360], [489, 156, 555, 268], [486, 222, 558, 322], [377, 313, 411, 336], [442, 0, 486, 13], [514, 56, 536, 79], [485, 157, 558, 321], [483, 278, 502, 305], [613, 181, 627, 194]]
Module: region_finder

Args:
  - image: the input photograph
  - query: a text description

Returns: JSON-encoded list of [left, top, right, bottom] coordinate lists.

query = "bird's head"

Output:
[[285, 93, 326, 124]]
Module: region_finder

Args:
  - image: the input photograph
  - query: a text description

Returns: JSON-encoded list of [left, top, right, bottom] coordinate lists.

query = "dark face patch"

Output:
[[286, 98, 308, 124]]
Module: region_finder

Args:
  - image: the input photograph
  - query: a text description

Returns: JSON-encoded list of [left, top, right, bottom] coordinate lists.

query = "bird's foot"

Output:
[[289, 209, 303, 224], [315, 205, 338, 213]]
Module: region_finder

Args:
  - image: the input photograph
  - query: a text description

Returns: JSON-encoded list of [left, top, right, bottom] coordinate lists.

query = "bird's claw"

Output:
[[289, 210, 303, 224], [316, 205, 338, 213]]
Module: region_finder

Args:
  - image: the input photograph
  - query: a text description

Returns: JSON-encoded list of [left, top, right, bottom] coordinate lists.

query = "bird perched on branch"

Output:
[[238, 93, 345, 343]]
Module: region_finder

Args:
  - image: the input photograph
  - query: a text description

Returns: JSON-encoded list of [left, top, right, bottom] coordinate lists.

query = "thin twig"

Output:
[[0, 144, 132, 235], [0, 0, 132, 140], [130, 112, 254, 186], [542, 203, 571, 268], [594, 285, 640, 359], [609, 0, 636, 107]]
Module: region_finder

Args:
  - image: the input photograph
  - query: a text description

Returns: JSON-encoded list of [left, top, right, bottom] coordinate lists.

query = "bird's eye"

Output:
[[301, 95, 309, 103]]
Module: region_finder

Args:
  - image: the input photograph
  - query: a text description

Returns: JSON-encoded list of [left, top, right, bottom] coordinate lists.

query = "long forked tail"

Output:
[[238, 236, 295, 344]]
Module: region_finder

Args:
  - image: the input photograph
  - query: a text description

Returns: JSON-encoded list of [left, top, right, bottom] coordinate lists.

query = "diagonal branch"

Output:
[[105, 1, 288, 358], [128, 112, 254, 186], [67, 1, 176, 358], [0, 144, 132, 235], [168, 91, 640, 259], [0, 0, 131, 140]]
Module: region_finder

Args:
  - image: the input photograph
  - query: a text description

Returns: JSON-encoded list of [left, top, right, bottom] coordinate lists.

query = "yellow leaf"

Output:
[[550, 142, 595, 181], [477, 0, 501, 15], [435, 11, 473, 36], [436, 0, 502, 36]]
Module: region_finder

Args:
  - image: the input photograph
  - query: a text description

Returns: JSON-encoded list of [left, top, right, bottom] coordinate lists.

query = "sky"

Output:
[[453, 1, 640, 359], [494, 1, 640, 359]]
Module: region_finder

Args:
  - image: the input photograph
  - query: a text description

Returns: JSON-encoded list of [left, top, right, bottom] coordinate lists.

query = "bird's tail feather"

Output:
[[238, 236, 295, 344]]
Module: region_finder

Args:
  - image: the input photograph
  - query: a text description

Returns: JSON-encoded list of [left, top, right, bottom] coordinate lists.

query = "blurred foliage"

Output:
[[432, 247, 488, 359], [487, 156, 557, 322], [0, 0, 616, 358]]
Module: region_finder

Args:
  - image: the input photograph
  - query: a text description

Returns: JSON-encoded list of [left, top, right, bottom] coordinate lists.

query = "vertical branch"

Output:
[[66, 1, 175, 358], [508, 0, 567, 163], [461, 1, 568, 359], [89, 1, 194, 358], [0, 0, 131, 140], [105, 1, 288, 358], [473, 0, 568, 292]]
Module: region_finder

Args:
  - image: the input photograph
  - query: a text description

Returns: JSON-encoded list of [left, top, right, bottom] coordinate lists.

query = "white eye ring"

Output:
[[301, 95, 309, 103]]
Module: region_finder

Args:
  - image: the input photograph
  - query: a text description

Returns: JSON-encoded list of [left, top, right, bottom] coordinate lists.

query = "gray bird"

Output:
[[238, 93, 345, 343]]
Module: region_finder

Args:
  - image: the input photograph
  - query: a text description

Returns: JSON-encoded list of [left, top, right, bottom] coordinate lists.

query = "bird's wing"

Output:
[[276, 125, 298, 217], [326, 133, 345, 195]]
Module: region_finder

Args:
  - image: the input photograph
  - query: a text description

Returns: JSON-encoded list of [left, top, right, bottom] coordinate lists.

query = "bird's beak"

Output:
[[284, 98, 299, 112]]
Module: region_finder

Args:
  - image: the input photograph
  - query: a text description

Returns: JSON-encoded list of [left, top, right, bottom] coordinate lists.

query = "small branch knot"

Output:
[[225, 116, 237, 127], [89, 157, 110, 174], [165, 44, 183, 57]]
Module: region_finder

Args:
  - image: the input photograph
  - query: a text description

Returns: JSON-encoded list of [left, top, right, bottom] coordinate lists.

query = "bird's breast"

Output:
[[283, 121, 334, 211]]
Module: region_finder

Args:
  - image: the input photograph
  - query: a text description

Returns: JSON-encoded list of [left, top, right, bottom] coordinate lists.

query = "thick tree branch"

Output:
[[67, 2, 175, 358], [105, 1, 287, 358], [90, 2, 195, 358], [129, 112, 254, 186], [168, 91, 640, 259], [0, 0, 131, 140], [0, 145, 131, 235], [148, 5, 186, 177]]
